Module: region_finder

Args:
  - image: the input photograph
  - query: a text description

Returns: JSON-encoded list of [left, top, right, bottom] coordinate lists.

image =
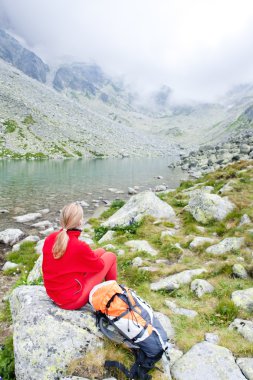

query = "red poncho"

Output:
[[42, 229, 105, 306]]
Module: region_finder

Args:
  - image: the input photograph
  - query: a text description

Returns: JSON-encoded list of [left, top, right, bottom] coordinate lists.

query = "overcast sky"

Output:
[[1, 0, 253, 102]]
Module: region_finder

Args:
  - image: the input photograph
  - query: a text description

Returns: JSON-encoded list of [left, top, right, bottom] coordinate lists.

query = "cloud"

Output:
[[1, 0, 253, 101]]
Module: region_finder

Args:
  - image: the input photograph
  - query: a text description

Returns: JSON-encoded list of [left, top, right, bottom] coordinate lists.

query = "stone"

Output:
[[232, 264, 248, 279], [186, 192, 235, 224], [161, 229, 177, 238], [229, 319, 253, 342], [154, 185, 167, 192], [12, 235, 40, 251], [76, 200, 89, 207], [182, 186, 214, 197], [35, 239, 45, 254], [14, 212, 42, 223], [231, 288, 253, 312], [101, 191, 176, 228], [132, 257, 143, 267], [165, 300, 198, 318], [102, 244, 116, 251], [204, 333, 219, 344], [236, 358, 253, 380], [9, 286, 103, 380], [2, 261, 19, 271], [0, 228, 24, 246], [189, 237, 215, 249], [125, 240, 158, 256], [116, 249, 125, 256], [150, 268, 207, 291], [191, 279, 214, 298], [239, 214, 251, 227], [39, 227, 54, 236], [171, 341, 247, 380], [38, 208, 50, 214], [27, 255, 43, 284], [128, 187, 137, 194], [240, 144, 251, 154], [206, 237, 244, 255], [98, 230, 115, 244], [31, 220, 53, 229], [79, 235, 94, 245], [0, 209, 9, 213], [153, 311, 174, 339], [139, 266, 159, 272], [167, 347, 184, 366]]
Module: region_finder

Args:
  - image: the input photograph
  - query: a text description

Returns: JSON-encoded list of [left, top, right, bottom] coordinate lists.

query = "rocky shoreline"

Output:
[[170, 129, 253, 178]]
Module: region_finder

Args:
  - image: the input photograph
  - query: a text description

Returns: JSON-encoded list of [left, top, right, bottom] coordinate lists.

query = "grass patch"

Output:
[[4, 242, 39, 279], [3, 120, 18, 133], [100, 199, 125, 219], [22, 115, 36, 125], [0, 336, 15, 380]]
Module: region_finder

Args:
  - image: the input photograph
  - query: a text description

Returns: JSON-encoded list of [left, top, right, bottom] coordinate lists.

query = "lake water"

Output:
[[0, 157, 186, 231]]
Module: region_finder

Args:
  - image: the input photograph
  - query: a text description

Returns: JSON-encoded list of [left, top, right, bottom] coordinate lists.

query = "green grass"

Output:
[[4, 241, 39, 278], [0, 336, 15, 380], [22, 115, 36, 125], [3, 119, 18, 133]]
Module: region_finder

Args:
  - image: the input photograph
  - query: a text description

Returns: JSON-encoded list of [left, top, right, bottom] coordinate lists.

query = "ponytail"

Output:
[[52, 202, 83, 259], [52, 229, 69, 259]]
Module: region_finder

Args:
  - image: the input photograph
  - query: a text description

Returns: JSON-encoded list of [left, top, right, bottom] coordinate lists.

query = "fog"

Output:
[[1, 0, 253, 102]]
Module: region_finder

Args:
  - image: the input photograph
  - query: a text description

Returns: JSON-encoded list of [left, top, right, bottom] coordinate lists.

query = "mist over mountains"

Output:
[[0, 28, 252, 159]]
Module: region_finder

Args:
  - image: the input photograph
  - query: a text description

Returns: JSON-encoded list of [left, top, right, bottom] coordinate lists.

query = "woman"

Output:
[[42, 202, 117, 310]]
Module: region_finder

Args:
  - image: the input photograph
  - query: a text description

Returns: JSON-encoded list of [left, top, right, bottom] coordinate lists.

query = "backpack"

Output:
[[89, 280, 172, 380]]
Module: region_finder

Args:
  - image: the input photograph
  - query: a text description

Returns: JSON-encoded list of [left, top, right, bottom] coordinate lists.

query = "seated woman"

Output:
[[42, 202, 117, 310]]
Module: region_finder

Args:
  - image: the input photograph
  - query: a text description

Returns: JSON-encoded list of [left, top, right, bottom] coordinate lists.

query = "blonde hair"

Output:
[[53, 202, 83, 259]]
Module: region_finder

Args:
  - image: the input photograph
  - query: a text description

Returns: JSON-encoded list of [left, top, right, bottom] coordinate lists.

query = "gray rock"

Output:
[[189, 237, 215, 249], [206, 237, 244, 255], [39, 227, 54, 236], [204, 333, 219, 344], [218, 180, 235, 194], [161, 229, 177, 238], [31, 220, 53, 229], [9, 286, 103, 380], [116, 249, 125, 256], [139, 266, 159, 272], [38, 208, 50, 214], [191, 279, 214, 298], [128, 187, 138, 195], [171, 341, 247, 380], [101, 191, 176, 228], [0, 228, 24, 246], [186, 192, 235, 224], [27, 255, 43, 284], [98, 230, 115, 243], [132, 257, 143, 267], [102, 244, 116, 251], [14, 212, 42, 223], [125, 240, 158, 256], [151, 268, 207, 291], [239, 214, 251, 227], [154, 185, 167, 192], [35, 239, 45, 254], [165, 300, 198, 318], [0, 209, 9, 213], [79, 235, 94, 245], [232, 288, 253, 312], [2, 261, 19, 271], [153, 311, 174, 339], [236, 358, 253, 380], [229, 319, 253, 342], [240, 144, 251, 154], [232, 264, 248, 279]]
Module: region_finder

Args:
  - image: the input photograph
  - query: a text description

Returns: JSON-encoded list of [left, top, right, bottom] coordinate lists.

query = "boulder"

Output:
[[132, 257, 143, 267], [204, 333, 219, 344], [232, 264, 248, 279], [2, 261, 19, 271], [191, 279, 214, 298], [32, 220, 53, 229], [27, 255, 43, 284], [9, 286, 103, 380], [101, 191, 176, 227], [231, 288, 253, 312], [14, 212, 42, 223], [35, 239, 45, 254], [165, 300, 198, 318], [189, 237, 215, 249], [229, 319, 253, 342], [206, 237, 244, 255], [186, 192, 235, 224], [171, 341, 247, 380], [0, 228, 24, 246], [236, 358, 253, 380], [98, 230, 115, 244], [239, 214, 251, 227], [125, 240, 158, 256], [150, 268, 207, 291], [153, 311, 174, 339]]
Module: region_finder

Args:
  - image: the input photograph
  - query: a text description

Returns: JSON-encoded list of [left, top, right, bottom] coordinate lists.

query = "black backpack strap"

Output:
[[105, 360, 131, 378]]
